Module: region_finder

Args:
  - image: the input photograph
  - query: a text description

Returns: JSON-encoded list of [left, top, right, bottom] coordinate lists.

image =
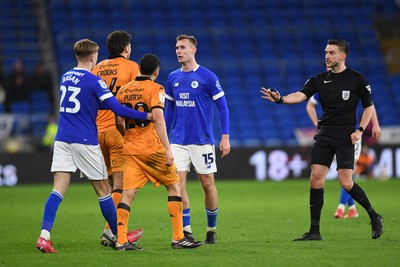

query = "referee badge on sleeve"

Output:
[[342, 90, 350, 100]]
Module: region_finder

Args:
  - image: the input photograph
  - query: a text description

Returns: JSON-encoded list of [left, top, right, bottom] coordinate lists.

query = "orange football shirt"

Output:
[[116, 77, 165, 155], [92, 56, 139, 132]]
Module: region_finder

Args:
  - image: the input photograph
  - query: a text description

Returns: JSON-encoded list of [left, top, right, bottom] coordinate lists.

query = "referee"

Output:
[[261, 39, 383, 241]]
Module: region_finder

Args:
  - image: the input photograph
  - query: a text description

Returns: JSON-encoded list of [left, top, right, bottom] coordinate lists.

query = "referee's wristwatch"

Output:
[[357, 127, 364, 132]]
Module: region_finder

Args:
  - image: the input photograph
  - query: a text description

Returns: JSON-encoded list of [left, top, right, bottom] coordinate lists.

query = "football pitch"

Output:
[[1, 178, 399, 267]]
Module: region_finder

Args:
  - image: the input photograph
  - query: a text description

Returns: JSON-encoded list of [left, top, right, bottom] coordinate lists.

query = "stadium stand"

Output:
[[0, 0, 399, 147], [0, 1, 40, 74]]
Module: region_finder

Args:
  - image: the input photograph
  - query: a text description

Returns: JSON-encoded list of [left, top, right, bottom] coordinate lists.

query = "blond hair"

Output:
[[73, 39, 99, 60]]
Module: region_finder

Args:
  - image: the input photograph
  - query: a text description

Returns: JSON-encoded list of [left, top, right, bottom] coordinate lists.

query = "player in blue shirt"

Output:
[[35, 39, 151, 253], [165, 35, 230, 244]]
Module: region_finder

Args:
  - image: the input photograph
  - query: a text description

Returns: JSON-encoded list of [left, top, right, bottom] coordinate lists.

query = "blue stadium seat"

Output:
[[31, 113, 49, 138], [9, 102, 31, 136], [28, 0, 397, 145], [11, 102, 30, 114], [30, 90, 52, 113]]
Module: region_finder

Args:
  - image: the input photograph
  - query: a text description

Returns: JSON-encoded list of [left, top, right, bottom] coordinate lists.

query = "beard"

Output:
[[326, 61, 338, 69]]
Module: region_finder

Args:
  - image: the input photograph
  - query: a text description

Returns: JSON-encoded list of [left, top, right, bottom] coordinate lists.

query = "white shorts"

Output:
[[51, 141, 108, 180], [171, 144, 217, 174], [354, 139, 362, 161]]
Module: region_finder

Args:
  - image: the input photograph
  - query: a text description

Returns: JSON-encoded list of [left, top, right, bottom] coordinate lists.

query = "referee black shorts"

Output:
[[311, 125, 355, 170]]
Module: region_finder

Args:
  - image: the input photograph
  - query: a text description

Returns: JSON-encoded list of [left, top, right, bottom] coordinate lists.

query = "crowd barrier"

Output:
[[0, 145, 399, 186]]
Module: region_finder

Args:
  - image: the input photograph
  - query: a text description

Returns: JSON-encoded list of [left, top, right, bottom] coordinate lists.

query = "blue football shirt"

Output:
[[55, 67, 113, 145], [165, 65, 225, 145]]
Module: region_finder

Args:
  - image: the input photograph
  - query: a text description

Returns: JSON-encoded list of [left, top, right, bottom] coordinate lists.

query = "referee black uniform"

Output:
[[300, 67, 372, 169], [261, 39, 384, 241], [291, 66, 383, 242]]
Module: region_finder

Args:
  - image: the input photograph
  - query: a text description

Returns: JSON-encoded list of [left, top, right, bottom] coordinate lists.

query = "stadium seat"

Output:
[[31, 113, 49, 138], [9, 101, 30, 136], [10, 102, 30, 114], [3, 0, 397, 143]]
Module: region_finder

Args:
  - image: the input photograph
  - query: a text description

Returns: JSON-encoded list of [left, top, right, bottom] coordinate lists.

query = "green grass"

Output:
[[0, 179, 399, 267]]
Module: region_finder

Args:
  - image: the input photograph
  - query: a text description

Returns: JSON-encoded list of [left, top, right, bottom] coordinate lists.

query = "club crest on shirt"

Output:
[[98, 79, 108, 89], [342, 90, 350, 100], [191, 81, 199, 88], [159, 92, 165, 103]]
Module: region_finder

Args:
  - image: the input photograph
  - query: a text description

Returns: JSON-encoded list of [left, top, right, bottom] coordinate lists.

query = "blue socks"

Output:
[[347, 193, 355, 206], [41, 191, 117, 237], [206, 208, 218, 228], [99, 194, 117, 235], [339, 187, 350, 205], [183, 208, 191, 227], [182, 207, 218, 231], [340, 187, 355, 206], [41, 190, 63, 232]]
